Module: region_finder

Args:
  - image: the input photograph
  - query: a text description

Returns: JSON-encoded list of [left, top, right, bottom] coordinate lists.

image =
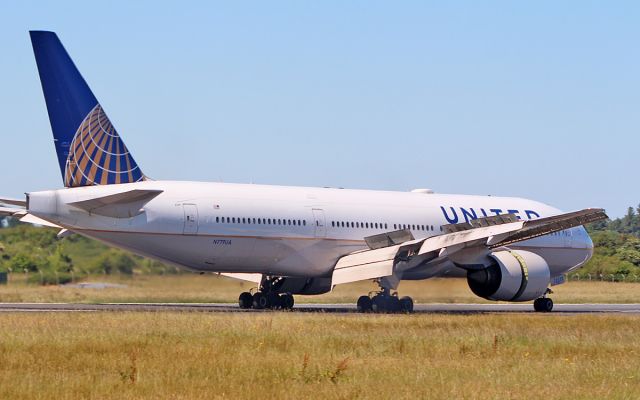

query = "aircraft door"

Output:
[[183, 204, 199, 234], [312, 208, 326, 238]]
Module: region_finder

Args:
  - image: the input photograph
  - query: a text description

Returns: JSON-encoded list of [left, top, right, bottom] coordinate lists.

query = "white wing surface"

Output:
[[332, 208, 607, 286]]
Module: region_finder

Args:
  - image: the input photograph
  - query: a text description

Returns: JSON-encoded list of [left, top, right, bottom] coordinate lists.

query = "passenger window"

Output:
[[303, 220, 306, 226], [216, 217, 219, 223]]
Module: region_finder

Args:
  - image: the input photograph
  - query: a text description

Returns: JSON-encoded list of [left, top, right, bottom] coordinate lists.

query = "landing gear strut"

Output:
[[357, 286, 414, 314], [238, 276, 295, 310], [533, 288, 554, 312]]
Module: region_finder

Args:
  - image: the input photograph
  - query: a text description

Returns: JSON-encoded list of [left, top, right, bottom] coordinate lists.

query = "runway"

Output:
[[1, 302, 640, 314]]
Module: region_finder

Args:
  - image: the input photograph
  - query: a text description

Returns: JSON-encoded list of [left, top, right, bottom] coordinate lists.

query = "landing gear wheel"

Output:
[[534, 298, 553, 312], [267, 292, 281, 309], [357, 295, 372, 313], [239, 292, 253, 309], [387, 295, 401, 313], [252, 292, 268, 309], [371, 294, 386, 313], [399, 296, 414, 313], [280, 294, 295, 310]]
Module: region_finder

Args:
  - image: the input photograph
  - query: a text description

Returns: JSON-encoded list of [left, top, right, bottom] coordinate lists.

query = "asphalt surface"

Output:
[[0, 302, 639, 314]]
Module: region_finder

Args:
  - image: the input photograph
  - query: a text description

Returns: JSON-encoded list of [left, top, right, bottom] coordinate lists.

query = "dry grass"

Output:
[[0, 312, 638, 399], [1, 274, 640, 304]]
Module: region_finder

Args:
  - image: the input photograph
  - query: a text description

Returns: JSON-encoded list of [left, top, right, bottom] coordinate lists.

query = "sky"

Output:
[[0, 1, 638, 218]]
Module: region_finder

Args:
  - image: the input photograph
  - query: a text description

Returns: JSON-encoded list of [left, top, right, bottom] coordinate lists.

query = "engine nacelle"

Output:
[[466, 250, 550, 302]]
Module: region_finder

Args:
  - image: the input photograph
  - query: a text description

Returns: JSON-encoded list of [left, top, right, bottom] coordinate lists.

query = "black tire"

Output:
[[388, 296, 401, 313], [400, 296, 414, 313], [533, 298, 542, 312], [542, 298, 553, 312], [371, 295, 385, 313], [533, 298, 553, 312], [356, 295, 372, 313], [267, 292, 280, 309], [252, 292, 267, 309], [239, 292, 253, 309], [281, 294, 294, 310]]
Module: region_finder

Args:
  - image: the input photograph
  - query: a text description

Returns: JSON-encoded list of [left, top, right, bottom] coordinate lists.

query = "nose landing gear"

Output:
[[533, 288, 554, 312]]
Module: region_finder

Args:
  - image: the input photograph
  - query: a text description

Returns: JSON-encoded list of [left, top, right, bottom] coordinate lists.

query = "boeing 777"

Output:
[[0, 31, 607, 313]]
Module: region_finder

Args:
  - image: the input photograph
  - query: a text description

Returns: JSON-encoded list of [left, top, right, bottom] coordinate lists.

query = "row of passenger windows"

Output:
[[216, 216, 307, 226], [331, 221, 440, 232], [215, 215, 439, 232]]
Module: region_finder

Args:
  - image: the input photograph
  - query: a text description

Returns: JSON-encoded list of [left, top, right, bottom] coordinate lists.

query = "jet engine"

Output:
[[466, 250, 550, 302]]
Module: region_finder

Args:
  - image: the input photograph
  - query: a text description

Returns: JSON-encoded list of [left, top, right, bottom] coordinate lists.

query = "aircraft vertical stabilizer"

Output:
[[30, 31, 144, 187]]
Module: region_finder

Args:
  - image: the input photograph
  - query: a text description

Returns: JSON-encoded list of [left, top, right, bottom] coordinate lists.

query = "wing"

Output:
[[0, 197, 27, 207], [331, 208, 607, 286]]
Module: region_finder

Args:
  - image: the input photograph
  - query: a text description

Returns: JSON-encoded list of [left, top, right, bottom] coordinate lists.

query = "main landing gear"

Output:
[[533, 288, 554, 312], [238, 277, 295, 310], [357, 288, 414, 313]]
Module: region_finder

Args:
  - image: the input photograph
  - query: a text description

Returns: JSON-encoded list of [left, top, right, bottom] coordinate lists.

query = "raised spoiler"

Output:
[[331, 208, 607, 286]]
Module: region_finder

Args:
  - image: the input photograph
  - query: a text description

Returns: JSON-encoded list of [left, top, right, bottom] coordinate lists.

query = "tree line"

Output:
[[581, 203, 640, 278], [0, 222, 180, 284]]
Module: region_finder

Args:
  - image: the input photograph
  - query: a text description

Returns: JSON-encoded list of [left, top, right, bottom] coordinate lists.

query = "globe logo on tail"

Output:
[[64, 104, 144, 187]]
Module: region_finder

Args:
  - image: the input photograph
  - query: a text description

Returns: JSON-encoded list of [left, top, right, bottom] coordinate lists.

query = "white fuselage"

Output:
[[27, 181, 594, 280]]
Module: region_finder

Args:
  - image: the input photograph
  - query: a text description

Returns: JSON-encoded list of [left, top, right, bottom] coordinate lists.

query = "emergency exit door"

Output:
[[183, 204, 199, 234], [312, 208, 326, 238]]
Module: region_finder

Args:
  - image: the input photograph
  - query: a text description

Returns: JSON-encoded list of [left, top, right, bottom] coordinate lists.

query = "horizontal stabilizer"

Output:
[[20, 214, 61, 228], [0, 197, 26, 207], [0, 206, 27, 217], [68, 189, 163, 218]]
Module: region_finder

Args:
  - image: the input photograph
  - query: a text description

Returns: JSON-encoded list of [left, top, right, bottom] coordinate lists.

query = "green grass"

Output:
[[0, 312, 638, 399], [1, 274, 640, 304]]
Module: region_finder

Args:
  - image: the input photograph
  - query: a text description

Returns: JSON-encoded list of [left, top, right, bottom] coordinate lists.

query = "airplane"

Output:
[[0, 31, 607, 313]]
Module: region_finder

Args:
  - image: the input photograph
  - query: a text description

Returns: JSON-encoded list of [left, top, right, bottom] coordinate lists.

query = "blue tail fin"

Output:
[[30, 31, 144, 187]]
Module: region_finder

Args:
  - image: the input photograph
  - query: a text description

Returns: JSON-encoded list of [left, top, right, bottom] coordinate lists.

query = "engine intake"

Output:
[[466, 250, 550, 302]]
